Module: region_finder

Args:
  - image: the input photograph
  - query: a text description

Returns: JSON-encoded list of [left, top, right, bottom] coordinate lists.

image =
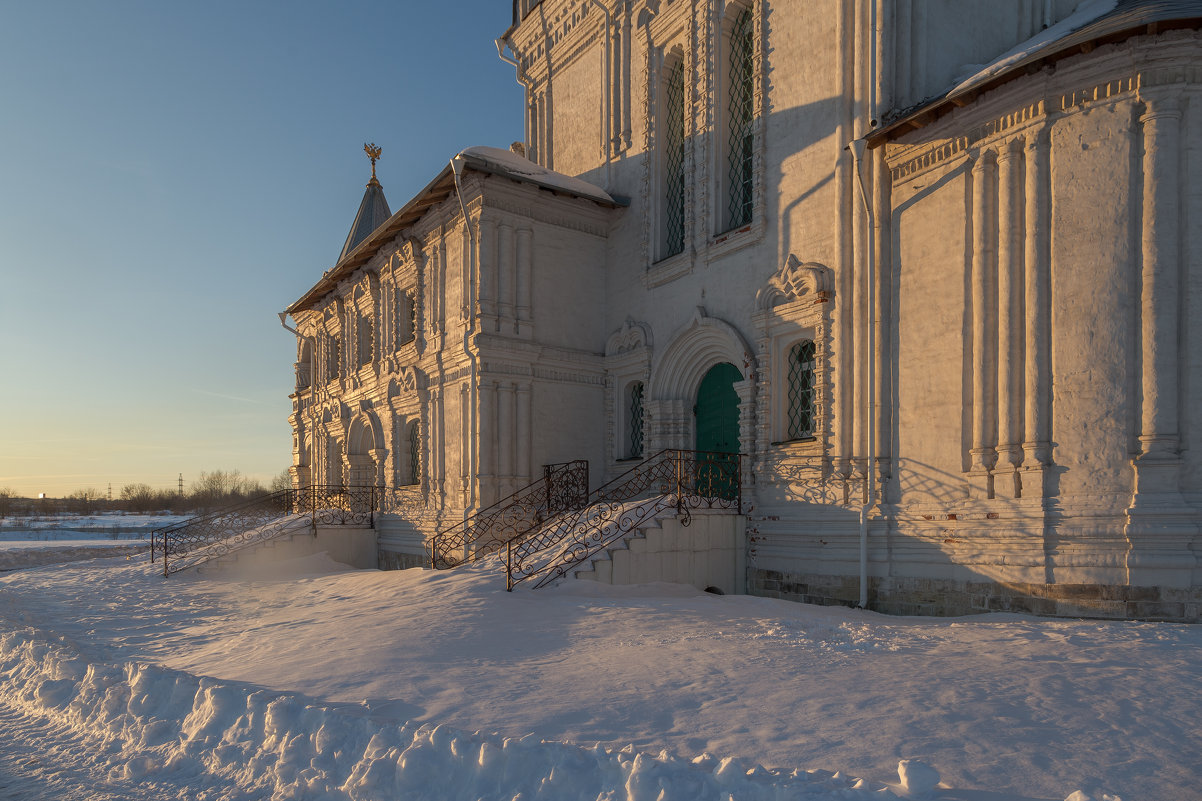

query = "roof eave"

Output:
[[286, 164, 457, 315], [867, 8, 1202, 148]]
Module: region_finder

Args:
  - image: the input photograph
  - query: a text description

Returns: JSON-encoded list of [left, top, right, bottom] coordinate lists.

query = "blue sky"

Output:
[[0, 1, 524, 497]]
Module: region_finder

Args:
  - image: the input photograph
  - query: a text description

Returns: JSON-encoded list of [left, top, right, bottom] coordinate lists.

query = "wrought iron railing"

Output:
[[427, 461, 589, 569], [151, 485, 380, 577], [505, 449, 741, 590]]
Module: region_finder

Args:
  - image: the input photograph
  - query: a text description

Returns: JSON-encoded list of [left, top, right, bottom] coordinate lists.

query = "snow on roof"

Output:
[[949, 0, 1120, 95], [457, 145, 616, 205]]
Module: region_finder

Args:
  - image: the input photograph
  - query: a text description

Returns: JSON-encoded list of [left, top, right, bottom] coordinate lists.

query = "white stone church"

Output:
[[283, 0, 1202, 620]]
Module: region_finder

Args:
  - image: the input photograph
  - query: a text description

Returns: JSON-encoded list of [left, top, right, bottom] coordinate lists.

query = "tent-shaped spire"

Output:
[[337, 143, 392, 264]]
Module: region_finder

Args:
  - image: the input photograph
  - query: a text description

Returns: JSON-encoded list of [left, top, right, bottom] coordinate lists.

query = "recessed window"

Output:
[[786, 340, 816, 440], [627, 382, 645, 459], [327, 333, 340, 382], [357, 312, 373, 366], [662, 58, 685, 259], [725, 7, 754, 231], [405, 420, 420, 485], [397, 289, 416, 347]]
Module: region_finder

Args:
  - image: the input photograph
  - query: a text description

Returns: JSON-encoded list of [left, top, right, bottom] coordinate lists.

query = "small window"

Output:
[[327, 334, 341, 381], [406, 420, 420, 485], [357, 313, 373, 366], [725, 7, 754, 230], [397, 289, 416, 347], [627, 382, 645, 459], [786, 340, 816, 440]]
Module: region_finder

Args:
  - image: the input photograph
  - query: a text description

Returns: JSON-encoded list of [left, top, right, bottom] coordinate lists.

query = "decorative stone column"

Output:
[[498, 222, 515, 329], [1124, 89, 1196, 587], [1022, 127, 1052, 494], [478, 379, 498, 507], [969, 151, 997, 498], [1134, 92, 1183, 473], [369, 448, 387, 491], [499, 381, 516, 497], [516, 228, 533, 337], [734, 377, 757, 507], [995, 141, 1024, 497]]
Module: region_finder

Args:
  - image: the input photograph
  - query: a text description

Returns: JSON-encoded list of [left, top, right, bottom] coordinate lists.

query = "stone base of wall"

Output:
[[748, 569, 1202, 622], [379, 549, 427, 571]]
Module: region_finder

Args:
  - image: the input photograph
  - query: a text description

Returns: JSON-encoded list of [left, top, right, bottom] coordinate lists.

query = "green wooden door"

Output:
[[694, 362, 741, 499]]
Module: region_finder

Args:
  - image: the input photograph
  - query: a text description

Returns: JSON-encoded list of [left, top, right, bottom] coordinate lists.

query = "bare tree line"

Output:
[[0, 469, 292, 517]]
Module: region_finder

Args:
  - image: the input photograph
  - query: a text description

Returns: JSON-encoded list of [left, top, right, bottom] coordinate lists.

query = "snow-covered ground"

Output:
[[0, 540, 1194, 800], [0, 513, 178, 571]]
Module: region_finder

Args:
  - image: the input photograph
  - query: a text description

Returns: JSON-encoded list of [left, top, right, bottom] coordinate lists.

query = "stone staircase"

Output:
[[573, 508, 746, 594]]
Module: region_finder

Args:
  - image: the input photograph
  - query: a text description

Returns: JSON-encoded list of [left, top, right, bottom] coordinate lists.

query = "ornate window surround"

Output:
[[604, 319, 653, 469], [753, 257, 833, 458], [640, 7, 694, 288], [705, 0, 766, 262]]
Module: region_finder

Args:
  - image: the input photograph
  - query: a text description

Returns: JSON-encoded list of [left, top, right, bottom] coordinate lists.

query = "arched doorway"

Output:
[[695, 362, 741, 498], [345, 416, 381, 487]]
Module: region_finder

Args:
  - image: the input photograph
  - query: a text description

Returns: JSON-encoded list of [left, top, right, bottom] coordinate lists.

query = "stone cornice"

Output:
[[887, 35, 1202, 184], [480, 177, 616, 237], [510, 0, 604, 84]]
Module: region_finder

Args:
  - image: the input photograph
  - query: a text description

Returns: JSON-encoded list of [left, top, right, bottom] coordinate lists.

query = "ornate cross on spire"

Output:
[[364, 142, 382, 186]]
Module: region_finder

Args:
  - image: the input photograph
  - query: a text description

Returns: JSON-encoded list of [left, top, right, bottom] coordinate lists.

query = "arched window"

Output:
[[297, 340, 312, 390], [662, 56, 685, 259], [725, 7, 754, 230], [786, 340, 816, 440], [627, 382, 645, 459], [405, 420, 420, 486]]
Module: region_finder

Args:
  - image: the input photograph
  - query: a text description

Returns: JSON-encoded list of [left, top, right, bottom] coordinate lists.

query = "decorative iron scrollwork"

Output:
[[503, 449, 742, 590], [153, 484, 381, 576], [427, 460, 589, 569]]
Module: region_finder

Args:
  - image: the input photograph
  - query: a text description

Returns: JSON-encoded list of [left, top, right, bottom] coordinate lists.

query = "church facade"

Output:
[[285, 0, 1202, 621]]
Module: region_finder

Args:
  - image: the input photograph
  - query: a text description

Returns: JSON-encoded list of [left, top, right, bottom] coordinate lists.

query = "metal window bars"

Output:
[[726, 8, 754, 230], [787, 340, 816, 440], [628, 382, 645, 458], [663, 59, 685, 257]]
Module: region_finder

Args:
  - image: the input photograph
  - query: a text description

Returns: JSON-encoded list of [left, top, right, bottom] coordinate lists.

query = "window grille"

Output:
[[726, 8, 754, 230], [663, 59, 685, 258], [407, 421, 420, 485], [628, 382, 645, 458], [786, 340, 816, 440], [397, 289, 416, 347]]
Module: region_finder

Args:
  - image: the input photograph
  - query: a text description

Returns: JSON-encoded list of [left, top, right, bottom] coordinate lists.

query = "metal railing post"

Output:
[[675, 451, 683, 515], [737, 454, 743, 514], [506, 540, 513, 592]]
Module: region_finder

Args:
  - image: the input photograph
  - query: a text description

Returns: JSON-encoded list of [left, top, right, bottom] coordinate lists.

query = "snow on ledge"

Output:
[[458, 145, 616, 205], [949, 0, 1120, 95]]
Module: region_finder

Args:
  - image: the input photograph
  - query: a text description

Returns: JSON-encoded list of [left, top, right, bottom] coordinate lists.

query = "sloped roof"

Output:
[[287, 148, 622, 315], [337, 178, 391, 264], [870, 0, 1202, 145]]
